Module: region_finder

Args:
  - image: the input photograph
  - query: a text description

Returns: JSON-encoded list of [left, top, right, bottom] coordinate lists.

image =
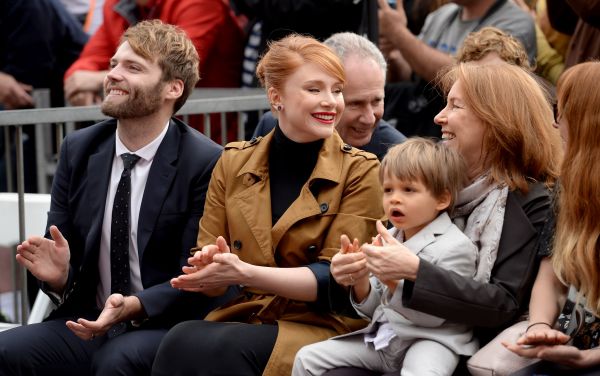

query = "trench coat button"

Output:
[[242, 174, 257, 187], [307, 245, 318, 254], [342, 144, 352, 152], [319, 203, 329, 214], [233, 240, 242, 250]]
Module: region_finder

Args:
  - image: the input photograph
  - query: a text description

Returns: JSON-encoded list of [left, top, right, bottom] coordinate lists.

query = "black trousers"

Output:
[[0, 317, 167, 376], [0, 286, 238, 376], [152, 321, 278, 376]]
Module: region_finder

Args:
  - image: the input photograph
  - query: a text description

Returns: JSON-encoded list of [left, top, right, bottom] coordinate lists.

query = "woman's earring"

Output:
[[276, 104, 283, 111]]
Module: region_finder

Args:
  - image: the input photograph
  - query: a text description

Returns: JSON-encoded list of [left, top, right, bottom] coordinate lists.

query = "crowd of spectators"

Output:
[[4, 0, 598, 138]]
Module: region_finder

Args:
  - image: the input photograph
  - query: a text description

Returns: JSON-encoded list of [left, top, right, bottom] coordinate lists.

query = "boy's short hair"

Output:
[[121, 19, 200, 113], [380, 138, 467, 209]]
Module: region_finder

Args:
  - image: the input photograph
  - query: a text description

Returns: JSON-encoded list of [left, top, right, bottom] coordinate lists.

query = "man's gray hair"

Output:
[[324, 32, 387, 79]]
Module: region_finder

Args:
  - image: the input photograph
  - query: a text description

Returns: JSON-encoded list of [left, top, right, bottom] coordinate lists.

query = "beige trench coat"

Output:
[[194, 130, 385, 375]]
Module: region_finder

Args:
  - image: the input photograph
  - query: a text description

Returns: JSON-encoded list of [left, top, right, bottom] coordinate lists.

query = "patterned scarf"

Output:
[[452, 174, 509, 282]]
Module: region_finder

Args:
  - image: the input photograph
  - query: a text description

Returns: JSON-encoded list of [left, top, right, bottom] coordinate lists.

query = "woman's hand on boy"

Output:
[[362, 221, 420, 282]]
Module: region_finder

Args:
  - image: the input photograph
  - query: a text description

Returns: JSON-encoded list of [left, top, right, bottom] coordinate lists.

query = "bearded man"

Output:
[[0, 20, 235, 376]]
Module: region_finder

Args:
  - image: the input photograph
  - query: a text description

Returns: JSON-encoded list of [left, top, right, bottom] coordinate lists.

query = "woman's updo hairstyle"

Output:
[[256, 34, 345, 94]]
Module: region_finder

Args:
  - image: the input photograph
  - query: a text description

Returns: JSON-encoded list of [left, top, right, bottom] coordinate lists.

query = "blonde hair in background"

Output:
[[552, 61, 600, 314], [122, 20, 200, 113], [438, 63, 562, 193], [255, 34, 345, 110], [456, 27, 531, 70], [380, 137, 467, 210]]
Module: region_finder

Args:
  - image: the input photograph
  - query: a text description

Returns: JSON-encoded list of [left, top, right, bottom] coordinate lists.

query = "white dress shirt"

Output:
[[96, 121, 169, 309]]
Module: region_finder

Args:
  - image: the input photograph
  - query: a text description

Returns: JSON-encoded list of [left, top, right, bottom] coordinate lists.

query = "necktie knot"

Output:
[[121, 153, 141, 176]]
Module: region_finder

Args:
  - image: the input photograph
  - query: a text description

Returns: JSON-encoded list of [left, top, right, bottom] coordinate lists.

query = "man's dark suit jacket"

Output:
[[44, 117, 224, 326], [252, 111, 407, 161]]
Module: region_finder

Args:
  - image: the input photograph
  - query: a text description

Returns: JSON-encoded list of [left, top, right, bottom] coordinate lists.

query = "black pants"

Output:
[[152, 321, 278, 376], [0, 317, 167, 376]]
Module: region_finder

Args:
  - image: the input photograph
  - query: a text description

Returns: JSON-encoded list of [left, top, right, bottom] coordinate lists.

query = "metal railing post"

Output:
[[4, 127, 13, 192], [15, 126, 29, 324], [203, 113, 211, 139], [220, 112, 227, 145], [33, 89, 51, 193]]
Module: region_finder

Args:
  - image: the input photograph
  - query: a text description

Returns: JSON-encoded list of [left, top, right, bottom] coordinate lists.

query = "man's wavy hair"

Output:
[[122, 20, 199, 113]]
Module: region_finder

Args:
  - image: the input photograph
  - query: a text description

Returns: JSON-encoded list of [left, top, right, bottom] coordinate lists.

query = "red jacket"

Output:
[[65, 0, 244, 88]]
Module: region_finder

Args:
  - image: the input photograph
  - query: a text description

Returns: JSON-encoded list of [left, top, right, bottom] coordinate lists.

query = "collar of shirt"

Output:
[[115, 120, 170, 163]]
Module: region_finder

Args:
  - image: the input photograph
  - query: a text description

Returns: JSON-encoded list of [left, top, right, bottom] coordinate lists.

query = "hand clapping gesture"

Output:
[[331, 235, 368, 288], [66, 293, 132, 340], [362, 221, 419, 288], [16, 225, 70, 293], [331, 221, 419, 300], [332, 235, 371, 301], [171, 236, 248, 296]]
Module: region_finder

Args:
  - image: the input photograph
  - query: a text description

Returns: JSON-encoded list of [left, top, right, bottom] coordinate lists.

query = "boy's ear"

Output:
[[435, 190, 452, 212]]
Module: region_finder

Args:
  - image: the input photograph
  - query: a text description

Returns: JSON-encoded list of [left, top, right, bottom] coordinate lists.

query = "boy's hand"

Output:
[[371, 234, 384, 246], [338, 235, 377, 301], [340, 234, 360, 254], [332, 234, 368, 287]]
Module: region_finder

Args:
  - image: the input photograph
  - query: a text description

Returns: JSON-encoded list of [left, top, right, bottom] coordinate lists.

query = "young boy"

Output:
[[293, 138, 479, 376]]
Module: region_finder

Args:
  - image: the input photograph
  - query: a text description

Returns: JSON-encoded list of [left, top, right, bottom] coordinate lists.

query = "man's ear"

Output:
[[165, 79, 184, 100], [435, 190, 452, 212]]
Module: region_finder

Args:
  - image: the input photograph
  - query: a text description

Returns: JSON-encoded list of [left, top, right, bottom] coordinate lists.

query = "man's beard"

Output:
[[101, 80, 165, 119]]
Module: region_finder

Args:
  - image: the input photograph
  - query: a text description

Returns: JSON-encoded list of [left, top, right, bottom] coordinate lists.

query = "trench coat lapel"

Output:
[[234, 133, 273, 261], [271, 134, 344, 249]]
